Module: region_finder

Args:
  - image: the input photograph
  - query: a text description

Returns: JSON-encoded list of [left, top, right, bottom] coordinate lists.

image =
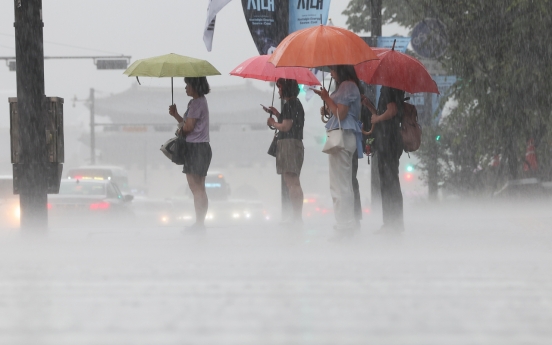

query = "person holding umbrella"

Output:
[[356, 41, 440, 234], [168, 77, 212, 231], [314, 65, 364, 238], [265, 78, 305, 227], [362, 86, 405, 233]]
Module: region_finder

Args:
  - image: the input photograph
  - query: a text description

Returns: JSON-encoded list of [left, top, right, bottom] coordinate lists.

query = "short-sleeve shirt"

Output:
[[325, 81, 361, 131], [374, 86, 404, 154], [324, 80, 363, 158], [184, 96, 209, 143], [278, 98, 304, 140]]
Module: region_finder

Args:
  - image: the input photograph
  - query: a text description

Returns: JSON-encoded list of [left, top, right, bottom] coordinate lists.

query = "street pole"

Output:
[[428, 145, 438, 201], [370, 0, 382, 209], [90, 88, 95, 165], [14, 0, 48, 231], [280, 97, 291, 221], [426, 93, 438, 201], [370, 0, 382, 37]]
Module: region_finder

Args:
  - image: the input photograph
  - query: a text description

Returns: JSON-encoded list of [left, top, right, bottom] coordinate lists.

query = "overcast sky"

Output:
[[0, 0, 407, 129]]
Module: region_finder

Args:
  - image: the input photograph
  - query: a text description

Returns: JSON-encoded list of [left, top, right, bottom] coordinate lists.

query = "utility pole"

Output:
[[426, 93, 438, 201], [370, 0, 382, 37], [89, 88, 95, 165], [14, 0, 48, 230], [370, 0, 382, 209]]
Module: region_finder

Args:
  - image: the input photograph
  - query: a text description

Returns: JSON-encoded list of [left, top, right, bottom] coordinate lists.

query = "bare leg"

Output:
[[186, 173, 208, 226], [283, 172, 303, 222]]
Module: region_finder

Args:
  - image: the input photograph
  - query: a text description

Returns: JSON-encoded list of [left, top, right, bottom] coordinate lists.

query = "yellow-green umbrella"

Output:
[[123, 53, 221, 104]]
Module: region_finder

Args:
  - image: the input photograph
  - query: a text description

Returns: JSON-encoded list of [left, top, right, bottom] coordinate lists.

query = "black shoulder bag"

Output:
[[171, 129, 187, 165], [267, 130, 278, 157]]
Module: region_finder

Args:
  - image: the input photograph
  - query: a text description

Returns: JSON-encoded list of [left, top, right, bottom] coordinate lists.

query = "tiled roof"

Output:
[[92, 81, 275, 125]]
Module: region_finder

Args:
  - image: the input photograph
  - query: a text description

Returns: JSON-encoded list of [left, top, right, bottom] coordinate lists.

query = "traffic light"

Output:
[[435, 135, 441, 141], [96, 58, 129, 70], [404, 164, 415, 181]]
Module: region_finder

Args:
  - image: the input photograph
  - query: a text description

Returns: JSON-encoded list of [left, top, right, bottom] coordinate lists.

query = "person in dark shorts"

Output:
[[265, 78, 305, 226], [168, 77, 212, 231]]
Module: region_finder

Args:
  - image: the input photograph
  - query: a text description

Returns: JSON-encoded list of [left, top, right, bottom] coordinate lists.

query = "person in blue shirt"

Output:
[[314, 65, 364, 237]]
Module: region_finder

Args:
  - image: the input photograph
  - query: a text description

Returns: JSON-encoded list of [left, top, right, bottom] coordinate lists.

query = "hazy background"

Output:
[[0, 0, 414, 211], [1, 3, 552, 344]]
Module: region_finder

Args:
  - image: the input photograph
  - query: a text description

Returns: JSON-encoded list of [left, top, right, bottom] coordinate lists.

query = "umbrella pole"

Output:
[[322, 71, 326, 123], [271, 83, 275, 106], [171, 77, 174, 105]]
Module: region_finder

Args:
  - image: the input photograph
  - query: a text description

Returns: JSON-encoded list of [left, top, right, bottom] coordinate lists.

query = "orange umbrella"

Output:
[[268, 25, 378, 68]]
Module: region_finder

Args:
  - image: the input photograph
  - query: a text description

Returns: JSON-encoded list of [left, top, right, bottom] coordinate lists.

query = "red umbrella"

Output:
[[230, 55, 320, 86], [355, 46, 439, 94]]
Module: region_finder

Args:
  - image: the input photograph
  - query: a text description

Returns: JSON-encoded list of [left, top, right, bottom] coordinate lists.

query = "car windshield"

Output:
[[59, 182, 106, 196]]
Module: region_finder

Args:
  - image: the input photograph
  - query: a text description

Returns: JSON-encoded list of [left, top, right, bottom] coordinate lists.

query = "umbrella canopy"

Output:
[[230, 55, 320, 86], [268, 25, 378, 68], [123, 53, 221, 104], [355, 47, 439, 94], [124, 53, 220, 78]]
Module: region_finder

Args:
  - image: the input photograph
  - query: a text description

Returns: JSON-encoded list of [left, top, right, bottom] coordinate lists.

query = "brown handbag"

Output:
[[401, 102, 422, 153]]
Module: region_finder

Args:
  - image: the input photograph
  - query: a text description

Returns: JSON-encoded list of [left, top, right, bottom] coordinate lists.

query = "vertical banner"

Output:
[[289, 0, 329, 33], [204, 0, 233, 52], [241, 0, 289, 55]]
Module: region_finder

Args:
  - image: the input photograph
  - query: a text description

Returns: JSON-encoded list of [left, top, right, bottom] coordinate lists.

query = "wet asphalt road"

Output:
[[1, 200, 551, 345]]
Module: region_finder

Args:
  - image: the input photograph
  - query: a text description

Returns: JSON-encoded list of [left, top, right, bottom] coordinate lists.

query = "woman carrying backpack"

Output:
[[363, 86, 405, 234]]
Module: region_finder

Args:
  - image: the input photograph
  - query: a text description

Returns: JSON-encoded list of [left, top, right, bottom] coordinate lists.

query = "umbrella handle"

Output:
[[267, 83, 277, 130], [171, 77, 174, 105], [321, 77, 333, 123], [268, 113, 277, 130], [362, 123, 376, 136]]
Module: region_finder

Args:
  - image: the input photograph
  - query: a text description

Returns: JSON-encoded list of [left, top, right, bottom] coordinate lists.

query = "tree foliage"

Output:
[[344, 0, 552, 194]]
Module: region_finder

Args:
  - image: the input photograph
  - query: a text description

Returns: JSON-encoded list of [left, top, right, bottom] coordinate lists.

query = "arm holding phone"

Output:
[[313, 87, 349, 121], [263, 104, 292, 132]]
